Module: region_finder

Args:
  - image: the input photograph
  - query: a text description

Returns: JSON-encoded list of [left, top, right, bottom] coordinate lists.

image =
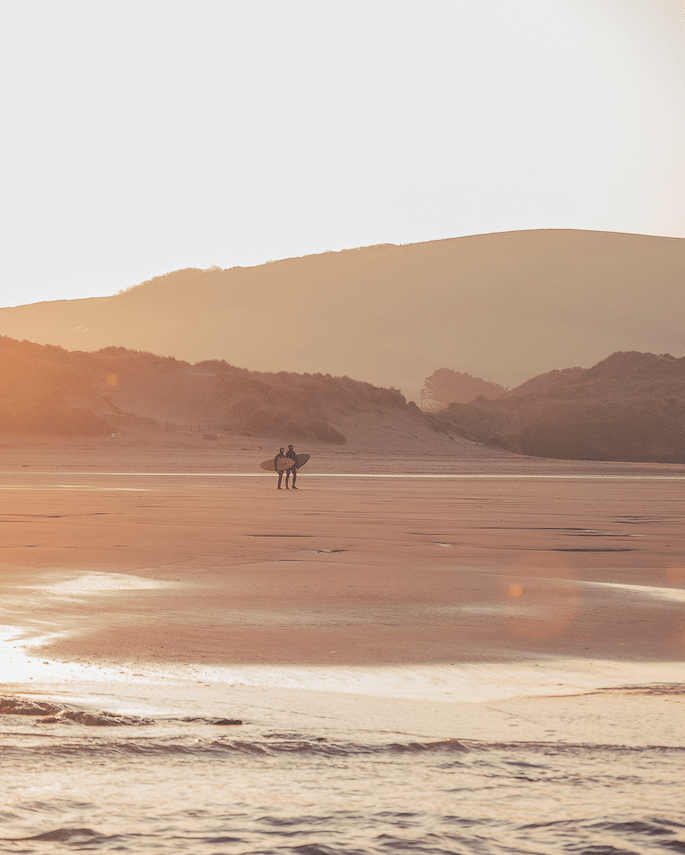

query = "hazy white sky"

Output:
[[1, 0, 684, 306]]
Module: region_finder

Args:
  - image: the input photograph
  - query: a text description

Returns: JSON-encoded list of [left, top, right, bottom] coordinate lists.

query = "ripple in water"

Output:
[[1, 698, 684, 854]]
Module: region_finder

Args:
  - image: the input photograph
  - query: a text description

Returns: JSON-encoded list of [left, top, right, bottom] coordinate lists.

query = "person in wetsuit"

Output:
[[285, 444, 298, 489], [274, 447, 287, 489]]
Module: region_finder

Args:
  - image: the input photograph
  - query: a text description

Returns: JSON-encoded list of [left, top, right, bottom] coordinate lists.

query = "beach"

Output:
[[1, 437, 685, 852], [2, 436, 684, 669]]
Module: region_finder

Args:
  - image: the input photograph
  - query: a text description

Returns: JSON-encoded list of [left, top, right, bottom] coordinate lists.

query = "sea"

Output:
[[1, 637, 684, 855]]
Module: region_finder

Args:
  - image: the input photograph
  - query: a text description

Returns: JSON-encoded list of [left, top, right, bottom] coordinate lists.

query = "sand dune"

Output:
[[4, 337, 685, 462], [437, 351, 685, 462], [0, 336, 459, 453], [2, 229, 684, 399]]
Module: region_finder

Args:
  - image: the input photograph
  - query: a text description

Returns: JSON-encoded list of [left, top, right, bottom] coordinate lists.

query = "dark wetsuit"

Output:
[[275, 451, 287, 488], [285, 449, 297, 488]]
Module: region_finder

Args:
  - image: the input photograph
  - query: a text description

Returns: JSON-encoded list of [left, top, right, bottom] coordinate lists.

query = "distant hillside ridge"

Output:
[[0, 336, 447, 447], [1, 229, 684, 398], [436, 351, 685, 462]]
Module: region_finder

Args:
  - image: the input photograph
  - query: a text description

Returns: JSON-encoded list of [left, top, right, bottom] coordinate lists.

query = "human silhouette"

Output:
[[274, 447, 287, 489], [285, 444, 298, 489]]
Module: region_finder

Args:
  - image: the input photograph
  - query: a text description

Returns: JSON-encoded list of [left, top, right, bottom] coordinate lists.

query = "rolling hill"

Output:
[[1, 229, 684, 400]]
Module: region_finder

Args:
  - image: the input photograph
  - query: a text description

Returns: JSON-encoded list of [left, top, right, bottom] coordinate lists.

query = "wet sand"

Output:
[[1, 440, 684, 672]]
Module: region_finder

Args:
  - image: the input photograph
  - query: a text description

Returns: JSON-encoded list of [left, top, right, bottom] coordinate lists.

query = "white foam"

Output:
[[3, 622, 683, 711]]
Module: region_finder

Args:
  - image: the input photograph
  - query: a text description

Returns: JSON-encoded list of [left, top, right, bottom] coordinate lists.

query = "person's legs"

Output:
[[277, 470, 284, 489]]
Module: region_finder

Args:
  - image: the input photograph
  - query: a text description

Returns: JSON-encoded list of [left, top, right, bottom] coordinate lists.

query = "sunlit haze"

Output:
[[1, 0, 684, 306]]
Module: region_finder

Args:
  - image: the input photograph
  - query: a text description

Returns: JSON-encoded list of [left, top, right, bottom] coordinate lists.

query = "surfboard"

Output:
[[260, 457, 295, 472], [259, 454, 310, 472]]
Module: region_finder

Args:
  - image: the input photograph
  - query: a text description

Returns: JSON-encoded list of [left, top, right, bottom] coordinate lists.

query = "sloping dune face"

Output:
[[437, 351, 685, 462], [1, 229, 684, 396], [0, 337, 448, 448]]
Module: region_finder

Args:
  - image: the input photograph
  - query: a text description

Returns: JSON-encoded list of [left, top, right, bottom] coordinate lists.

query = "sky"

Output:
[[1, 0, 684, 307]]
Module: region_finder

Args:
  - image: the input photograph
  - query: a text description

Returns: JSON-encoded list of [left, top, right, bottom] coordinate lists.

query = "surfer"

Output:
[[285, 444, 298, 489], [274, 447, 287, 489]]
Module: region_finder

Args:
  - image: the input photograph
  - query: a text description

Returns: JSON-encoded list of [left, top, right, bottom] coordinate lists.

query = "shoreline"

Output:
[[3, 642, 685, 746]]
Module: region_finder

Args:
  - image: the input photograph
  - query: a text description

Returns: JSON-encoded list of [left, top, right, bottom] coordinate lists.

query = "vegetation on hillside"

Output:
[[420, 368, 507, 411], [212, 367, 409, 443], [436, 352, 685, 462], [0, 337, 112, 435], [4, 336, 683, 462], [0, 337, 423, 442]]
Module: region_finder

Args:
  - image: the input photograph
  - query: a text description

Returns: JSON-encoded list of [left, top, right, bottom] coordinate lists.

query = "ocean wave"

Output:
[[2, 730, 684, 761], [2, 694, 684, 854], [1, 817, 683, 854], [0, 696, 242, 727]]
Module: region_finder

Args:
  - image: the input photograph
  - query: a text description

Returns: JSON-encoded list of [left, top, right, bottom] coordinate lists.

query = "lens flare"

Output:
[[500, 552, 580, 642], [106, 374, 118, 386]]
